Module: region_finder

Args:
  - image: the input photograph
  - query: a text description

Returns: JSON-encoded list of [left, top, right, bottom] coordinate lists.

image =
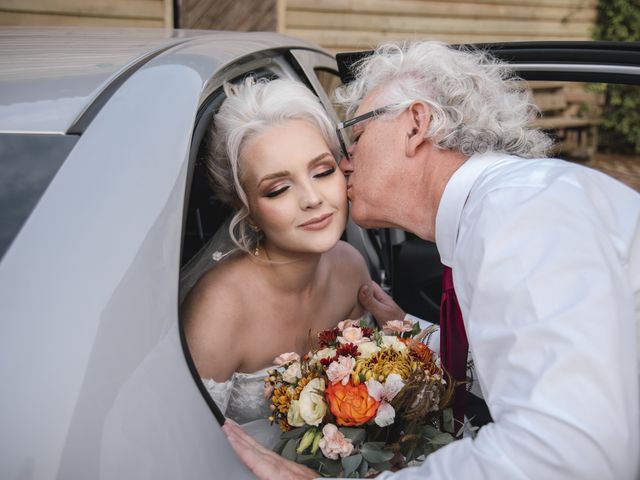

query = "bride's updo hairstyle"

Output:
[[335, 41, 552, 158], [208, 78, 340, 254]]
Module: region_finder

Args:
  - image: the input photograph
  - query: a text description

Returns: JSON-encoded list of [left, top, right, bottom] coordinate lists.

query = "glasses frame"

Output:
[[335, 104, 402, 159]]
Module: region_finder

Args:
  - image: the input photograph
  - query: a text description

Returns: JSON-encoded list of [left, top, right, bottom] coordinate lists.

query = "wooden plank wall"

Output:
[[178, 0, 277, 30], [282, 0, 597, 53], [0, 0, 172, 28]]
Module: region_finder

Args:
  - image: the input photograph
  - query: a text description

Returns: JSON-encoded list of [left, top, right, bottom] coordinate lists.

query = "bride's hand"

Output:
[[222, 419, 318, 480], [358, 282, 406, 326]]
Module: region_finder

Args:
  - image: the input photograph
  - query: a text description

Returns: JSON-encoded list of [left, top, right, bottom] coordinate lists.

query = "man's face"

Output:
[[339, 91, 406, 229]]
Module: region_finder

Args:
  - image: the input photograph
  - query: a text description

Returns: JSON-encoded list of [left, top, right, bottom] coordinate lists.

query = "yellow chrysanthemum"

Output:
[[271, 386, 292, 414], [351, 347, 418, 385]]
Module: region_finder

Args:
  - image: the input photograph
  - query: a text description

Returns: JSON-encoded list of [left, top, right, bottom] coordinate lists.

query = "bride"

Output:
[[181, 78, 371, 446]]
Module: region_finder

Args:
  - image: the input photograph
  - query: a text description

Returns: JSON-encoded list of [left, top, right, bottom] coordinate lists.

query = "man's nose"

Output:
[[339, 152, 354, 176]]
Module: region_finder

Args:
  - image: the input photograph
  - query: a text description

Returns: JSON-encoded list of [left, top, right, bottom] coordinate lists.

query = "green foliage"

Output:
[[593, 0, 640, 153]]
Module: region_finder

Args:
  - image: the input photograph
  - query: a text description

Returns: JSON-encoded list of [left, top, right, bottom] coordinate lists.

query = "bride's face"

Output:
[[241, 119, 347, 257]]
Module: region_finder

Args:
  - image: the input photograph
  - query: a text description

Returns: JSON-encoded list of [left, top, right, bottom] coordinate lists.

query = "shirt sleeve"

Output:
[[395, 183, 638, 479]]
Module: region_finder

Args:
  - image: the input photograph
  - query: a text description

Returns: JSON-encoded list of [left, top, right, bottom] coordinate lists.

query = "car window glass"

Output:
[[0, 134, 77, 260], [315, 68, 346, 120]]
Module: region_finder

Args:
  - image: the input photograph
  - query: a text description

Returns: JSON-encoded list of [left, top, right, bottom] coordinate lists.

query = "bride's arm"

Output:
[[181, 273, 243, 382]]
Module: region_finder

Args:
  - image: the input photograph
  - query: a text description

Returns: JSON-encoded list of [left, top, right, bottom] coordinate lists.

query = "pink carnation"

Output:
[[326, 356, 355, 385], [382, 319, 413, 335], [338, 319, 360, 331], [273, 352, 300, 366], [319, 424, 354, 460]]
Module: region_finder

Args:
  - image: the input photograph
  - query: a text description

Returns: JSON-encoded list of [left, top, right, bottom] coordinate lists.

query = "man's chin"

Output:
[[350, 206, 378, 229]]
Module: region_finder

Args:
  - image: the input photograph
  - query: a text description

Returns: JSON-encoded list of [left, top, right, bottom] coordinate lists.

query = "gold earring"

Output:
[[253, 241, 260, 257], [248, 220, 260, 233]]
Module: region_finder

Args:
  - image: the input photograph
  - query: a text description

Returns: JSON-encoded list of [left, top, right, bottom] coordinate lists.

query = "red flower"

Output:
[[336, 343, 359, 358], [361, 327, 374, 338], [320, 355, 338, 368], [318, 327, 340, 348]]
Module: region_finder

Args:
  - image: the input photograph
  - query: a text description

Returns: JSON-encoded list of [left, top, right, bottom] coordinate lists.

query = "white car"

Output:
[[1, 27, 639, 479]]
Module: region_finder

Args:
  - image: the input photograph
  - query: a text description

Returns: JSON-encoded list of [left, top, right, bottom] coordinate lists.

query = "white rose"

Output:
[[381, 335, 407, 352], [313, 347, 336, 363], [287, 400, 305, 427], [357, 341, 381, 359], [298, 378, 327, 426], [282, 361, 301, 383]]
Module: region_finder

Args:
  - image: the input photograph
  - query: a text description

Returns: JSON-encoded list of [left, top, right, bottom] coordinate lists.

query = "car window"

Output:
[[0, 133, 78, 260], [314, 67, 346, 120]]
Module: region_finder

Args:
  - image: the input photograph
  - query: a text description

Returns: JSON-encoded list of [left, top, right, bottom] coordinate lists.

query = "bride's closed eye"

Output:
[[314, 166, 336, 178], [264, 184, 289, 198]]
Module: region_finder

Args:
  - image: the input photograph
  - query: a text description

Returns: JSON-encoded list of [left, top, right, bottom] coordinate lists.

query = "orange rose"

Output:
[[325, 381, 379, 426]]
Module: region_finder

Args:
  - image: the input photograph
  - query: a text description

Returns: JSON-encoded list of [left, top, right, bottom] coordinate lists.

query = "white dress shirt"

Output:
[[337, 153, 640, 479]]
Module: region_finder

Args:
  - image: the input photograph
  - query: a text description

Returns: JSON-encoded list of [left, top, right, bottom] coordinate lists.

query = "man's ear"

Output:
[[406, 101, 431, 157]]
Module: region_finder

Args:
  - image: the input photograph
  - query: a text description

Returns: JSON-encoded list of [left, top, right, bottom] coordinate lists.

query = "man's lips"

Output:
[[299, 212, 333, 230]]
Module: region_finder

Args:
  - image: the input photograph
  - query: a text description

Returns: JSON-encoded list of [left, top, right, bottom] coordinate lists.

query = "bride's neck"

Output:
[[254, 243, 325, 295]]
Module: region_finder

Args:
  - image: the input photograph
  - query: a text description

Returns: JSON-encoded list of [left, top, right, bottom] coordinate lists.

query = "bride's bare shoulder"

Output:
[[327, 240, 370, 281], [181, 255, 255, 379], [181, 255, 253, 330]]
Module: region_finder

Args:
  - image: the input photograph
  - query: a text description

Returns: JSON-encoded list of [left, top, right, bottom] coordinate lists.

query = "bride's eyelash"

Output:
[[314, 167, 335, 178], [265, 186, 289, 198], [264, 167, 335, 198]]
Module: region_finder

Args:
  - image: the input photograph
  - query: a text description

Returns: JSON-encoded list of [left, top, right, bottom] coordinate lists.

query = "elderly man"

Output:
[[223, 41, 640, 479]]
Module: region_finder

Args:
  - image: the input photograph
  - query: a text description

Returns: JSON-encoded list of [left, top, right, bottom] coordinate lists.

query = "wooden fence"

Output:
[[0, 0, 172, 28], [282, 0, 597, 53]]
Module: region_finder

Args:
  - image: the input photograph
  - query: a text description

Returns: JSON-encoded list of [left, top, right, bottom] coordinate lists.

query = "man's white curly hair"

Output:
[[335, 41, 552, 158]]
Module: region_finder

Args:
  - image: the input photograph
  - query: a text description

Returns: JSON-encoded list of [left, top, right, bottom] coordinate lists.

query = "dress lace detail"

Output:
[[203, 367, 281, 447]]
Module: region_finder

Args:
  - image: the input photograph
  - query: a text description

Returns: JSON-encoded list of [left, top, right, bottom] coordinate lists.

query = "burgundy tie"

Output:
[[440, 265, 468, 436]]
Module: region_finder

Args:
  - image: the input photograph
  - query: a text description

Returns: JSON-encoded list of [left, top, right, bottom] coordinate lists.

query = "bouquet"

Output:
[[264, 318, 457, 477]]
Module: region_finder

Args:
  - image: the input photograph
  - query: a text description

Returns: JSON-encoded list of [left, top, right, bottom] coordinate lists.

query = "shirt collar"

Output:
[[435, 152, 500, 266]]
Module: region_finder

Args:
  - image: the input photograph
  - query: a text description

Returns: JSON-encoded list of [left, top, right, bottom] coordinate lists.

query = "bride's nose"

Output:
[[299, 182, 322, 209]]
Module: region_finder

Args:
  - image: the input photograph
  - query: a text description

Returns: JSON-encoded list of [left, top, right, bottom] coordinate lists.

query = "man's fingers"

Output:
[[371, 281, 388, 302]]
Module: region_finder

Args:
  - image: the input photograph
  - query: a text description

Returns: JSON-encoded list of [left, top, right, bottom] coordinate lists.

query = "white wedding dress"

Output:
[[202, 368, 282, 448]]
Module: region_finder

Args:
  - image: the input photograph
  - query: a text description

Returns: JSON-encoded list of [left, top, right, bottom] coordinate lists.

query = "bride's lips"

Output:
[[299, 212, 334, 230]]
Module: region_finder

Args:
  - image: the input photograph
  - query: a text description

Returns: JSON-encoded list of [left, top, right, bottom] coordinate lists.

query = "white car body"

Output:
[[0, 27, 338, 480]]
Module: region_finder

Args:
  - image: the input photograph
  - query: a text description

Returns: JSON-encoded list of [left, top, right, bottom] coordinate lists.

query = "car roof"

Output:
[[0, 27, 317, 134]]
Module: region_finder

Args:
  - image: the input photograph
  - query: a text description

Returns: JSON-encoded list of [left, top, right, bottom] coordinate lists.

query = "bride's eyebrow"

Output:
[[257, 153, 334, 187]]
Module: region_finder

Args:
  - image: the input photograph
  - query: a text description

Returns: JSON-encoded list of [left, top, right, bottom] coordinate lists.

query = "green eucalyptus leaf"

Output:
[[281, 438, 298, 461], [360, 443, 394, 463], [369, 460, 392, 472], [339, 427, 366, 445], [297, 455, 321, 470], [317, 457, 342, 477], [272, 438, 287, 455], [429, 432, 455, 446], [281, 427, 307, 440], [442, 408, 454, 434], [421, 425, 440, 438], [341, 453, 363, 478], [358, 459, 369, 477]]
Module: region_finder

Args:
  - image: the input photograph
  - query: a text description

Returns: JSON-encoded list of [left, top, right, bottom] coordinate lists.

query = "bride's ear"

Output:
[[406, 101, 431, 157]]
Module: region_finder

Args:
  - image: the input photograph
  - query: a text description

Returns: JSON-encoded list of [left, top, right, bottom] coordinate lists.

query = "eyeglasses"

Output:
[[335, 104, 403, 159]]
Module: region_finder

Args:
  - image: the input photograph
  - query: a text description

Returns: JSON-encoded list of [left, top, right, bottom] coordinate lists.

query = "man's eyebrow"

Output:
[[257, 153, 334, 188]]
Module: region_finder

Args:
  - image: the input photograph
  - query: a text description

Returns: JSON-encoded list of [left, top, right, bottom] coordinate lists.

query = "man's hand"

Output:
[[358, 281, 406, 326], [222, 419, 318, 480]]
